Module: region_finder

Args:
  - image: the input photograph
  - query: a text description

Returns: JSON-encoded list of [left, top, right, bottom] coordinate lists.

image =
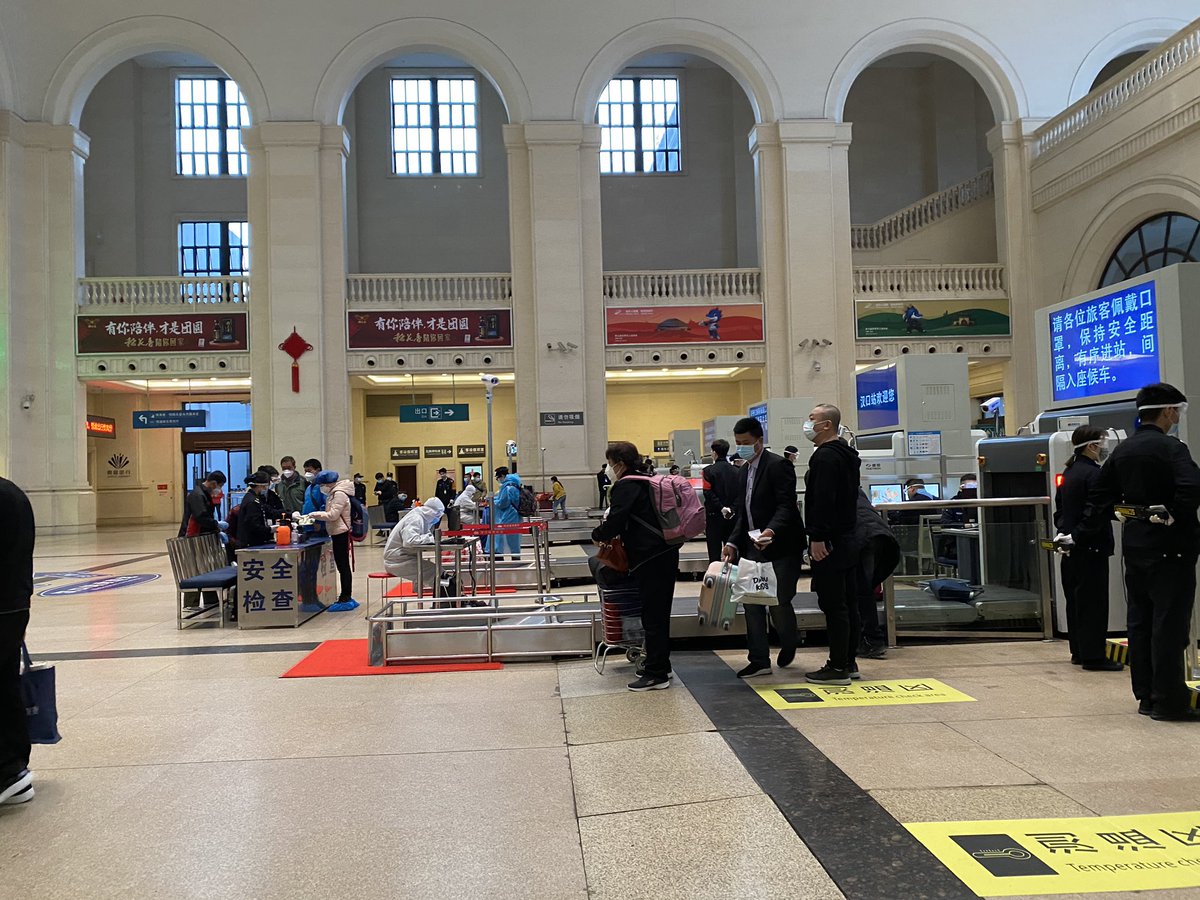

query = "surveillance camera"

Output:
[[20, 395, 32, 410], [566, 342, 578, 350], [480, 374, 500, 387], [546, 343, 553, 350]]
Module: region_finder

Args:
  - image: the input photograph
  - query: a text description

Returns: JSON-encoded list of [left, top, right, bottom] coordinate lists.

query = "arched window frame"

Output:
[[1099, 213, 1200, 288]]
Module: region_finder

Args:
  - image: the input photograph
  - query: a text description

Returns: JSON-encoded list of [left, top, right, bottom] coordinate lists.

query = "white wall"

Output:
[[845, 58, 994, 223], [82, 61, 248, 277]]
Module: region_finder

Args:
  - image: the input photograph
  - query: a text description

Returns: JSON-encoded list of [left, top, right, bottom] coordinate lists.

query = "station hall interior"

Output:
[[5, 2, 1200, 898]]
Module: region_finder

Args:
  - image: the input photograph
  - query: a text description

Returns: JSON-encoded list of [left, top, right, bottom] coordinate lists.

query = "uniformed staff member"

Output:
[[237, 471, 275, 548], [1054, 426, 1122, 671], [1083, 382, 1200, 721]]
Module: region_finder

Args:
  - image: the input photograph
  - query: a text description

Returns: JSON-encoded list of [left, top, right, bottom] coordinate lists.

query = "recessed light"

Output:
[[625, 368, 633, 373], [660, 367, 668, 372]]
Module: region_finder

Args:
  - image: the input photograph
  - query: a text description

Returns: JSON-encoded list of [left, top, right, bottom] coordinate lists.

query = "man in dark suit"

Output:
[[722, 417, 805, 678], [702, 439, 740, 562]]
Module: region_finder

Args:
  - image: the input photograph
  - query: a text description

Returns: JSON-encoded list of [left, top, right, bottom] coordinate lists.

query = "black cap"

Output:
[[783, 445, 799, 454], [246, 471, 270, 485]]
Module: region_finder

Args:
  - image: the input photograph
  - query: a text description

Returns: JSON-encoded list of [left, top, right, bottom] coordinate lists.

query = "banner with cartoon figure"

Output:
[[856, 299, 1010, 339], [605, 304, 764, 345]]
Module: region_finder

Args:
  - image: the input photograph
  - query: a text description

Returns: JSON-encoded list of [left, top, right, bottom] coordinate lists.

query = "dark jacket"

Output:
[[1083, 424, 1200, 558], [262, 487, 284, 520], [0, 477, 35, 614], [592, 476, 673, 570], [855, 490, 900, 587], [377, 478, 399, 504], [179, 482, 218, 536], [434, 477, 457, 507], [805, 439, 861, 567], [1055, 457, 1113, 556], [276, 473, 306, 514], [354, 481, 367, 504], [702, 458, 740, 517], [726, 450, 804, 562], [237, 490, 275, 548]]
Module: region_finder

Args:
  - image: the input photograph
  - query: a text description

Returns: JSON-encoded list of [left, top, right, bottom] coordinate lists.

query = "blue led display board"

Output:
[[856, 366, 900, 431], [748, 402, 768, 442], [1050, 281, 1160, 403]]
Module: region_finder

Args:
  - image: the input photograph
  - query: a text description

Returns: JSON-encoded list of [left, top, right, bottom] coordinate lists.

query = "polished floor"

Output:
[[4, 525, 1199, 899]]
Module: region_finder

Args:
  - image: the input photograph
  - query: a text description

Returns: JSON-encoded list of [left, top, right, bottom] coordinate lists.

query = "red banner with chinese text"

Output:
[[347, 310, 512, 349], [77, 313, 248, 354]]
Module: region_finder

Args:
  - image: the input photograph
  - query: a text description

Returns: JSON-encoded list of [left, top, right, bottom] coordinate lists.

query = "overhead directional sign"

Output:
[[132, 409, 207, 429], [400, 404, 469, 423]]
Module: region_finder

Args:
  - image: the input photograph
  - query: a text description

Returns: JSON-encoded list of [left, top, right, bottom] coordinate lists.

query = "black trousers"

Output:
[[0, 610, 31, 780], [812, 560, 860, 671], [331, 532, 353, 602], [632, 548, 680, 678], [745, 554, 802, 667], [705, 514, 734, 563], [1124, 553, 1196, 713], [1060, 550, 1110, 662], [855, 545, 884, 645]]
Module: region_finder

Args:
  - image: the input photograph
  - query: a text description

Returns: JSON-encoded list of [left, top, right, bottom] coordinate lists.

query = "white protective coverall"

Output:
[[453, 483, 479, 525], [383, 497, 445, 589]]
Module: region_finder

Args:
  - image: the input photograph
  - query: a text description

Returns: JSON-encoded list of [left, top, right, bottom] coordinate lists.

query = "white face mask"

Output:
[[802, 420, 818, 443], [304, 472, 316, 483], [320, 484, 332, 496], [281, 469, 294, 478]]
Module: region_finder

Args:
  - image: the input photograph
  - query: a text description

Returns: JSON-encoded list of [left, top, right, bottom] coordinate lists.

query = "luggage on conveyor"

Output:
[[697, 560, 738, 630]]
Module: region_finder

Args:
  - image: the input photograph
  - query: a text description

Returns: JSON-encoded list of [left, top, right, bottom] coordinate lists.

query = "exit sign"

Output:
[[400, 404, 469, 423]]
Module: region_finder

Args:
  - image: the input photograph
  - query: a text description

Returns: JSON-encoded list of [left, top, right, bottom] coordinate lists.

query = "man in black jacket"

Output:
[[178, 470, 226, 537], [1083, 382, 1200, 721], [722, 417, 805, 678], [804, 404, 863, 685], [0, 477, 35, 805], [237, 471, 276, 548], [702, 439, 740, 562], [434, 469, 457, 507]]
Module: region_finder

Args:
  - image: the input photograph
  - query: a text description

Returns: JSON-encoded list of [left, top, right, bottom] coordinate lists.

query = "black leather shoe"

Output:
[[1082, 660, 1124, 671], [1138, 701, 1154, 716], [776, 647, 796, 669], [737, 662, 773, 679], [1150, 707, 1200, 722]]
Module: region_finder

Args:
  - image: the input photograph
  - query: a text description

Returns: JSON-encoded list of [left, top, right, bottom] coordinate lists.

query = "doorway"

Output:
[[394, 465, 417, 502]]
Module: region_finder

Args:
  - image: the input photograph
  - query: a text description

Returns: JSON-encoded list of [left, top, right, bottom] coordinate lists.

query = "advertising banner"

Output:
[[855, 299, 1010, 339], [77, 313, 248, 354], [606, 304, 763, 345], [347, 310, 512, 349]]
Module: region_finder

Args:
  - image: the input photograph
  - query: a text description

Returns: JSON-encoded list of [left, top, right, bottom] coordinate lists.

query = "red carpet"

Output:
[[281, 639, 503, 678]]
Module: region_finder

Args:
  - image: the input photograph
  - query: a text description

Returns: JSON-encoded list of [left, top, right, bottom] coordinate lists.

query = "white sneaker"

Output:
[[0, 769, 33, 804]]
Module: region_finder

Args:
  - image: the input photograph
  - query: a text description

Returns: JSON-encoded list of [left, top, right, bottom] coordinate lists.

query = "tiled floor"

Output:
[[3, 525, 1198, 898]]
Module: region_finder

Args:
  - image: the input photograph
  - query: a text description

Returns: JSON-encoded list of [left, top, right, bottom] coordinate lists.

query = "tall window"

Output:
[[390, 77, 478, 175], [1099, 213, 1200, 288], [176, 76, 250, 176], [597, 77, 681, 174]]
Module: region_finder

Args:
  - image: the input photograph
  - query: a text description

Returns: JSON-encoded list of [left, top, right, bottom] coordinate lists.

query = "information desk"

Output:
[[235, 537, 336, 629]]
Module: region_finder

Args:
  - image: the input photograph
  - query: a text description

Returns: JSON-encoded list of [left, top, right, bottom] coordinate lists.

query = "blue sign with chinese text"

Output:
[[1050, 281, 1160, 403], [856, 366, 900, 431], [748, 402, 768, 442], [399, 404, 470, 423], [132, 409, 208, 429]]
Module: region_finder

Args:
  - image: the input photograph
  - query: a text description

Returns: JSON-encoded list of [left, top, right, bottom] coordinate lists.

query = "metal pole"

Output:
[[540, 447, 546, 492]]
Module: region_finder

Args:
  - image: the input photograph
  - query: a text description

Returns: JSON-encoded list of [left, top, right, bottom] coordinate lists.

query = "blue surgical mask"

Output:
[[734, 444, 756, 460]]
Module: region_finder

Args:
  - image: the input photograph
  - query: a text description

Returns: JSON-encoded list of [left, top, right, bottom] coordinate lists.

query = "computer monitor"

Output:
[[869, 484, 903, 505], [921, 482, 942, 499]]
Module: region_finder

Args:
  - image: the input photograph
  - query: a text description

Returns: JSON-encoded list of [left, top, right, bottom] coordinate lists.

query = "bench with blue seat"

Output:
[[167, 533, 238, 629]]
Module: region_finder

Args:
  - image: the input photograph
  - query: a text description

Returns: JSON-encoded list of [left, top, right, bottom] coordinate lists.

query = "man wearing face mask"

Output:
[[236, 471, 275, 548], [276, 456, 306, 515], [802, 404, 863, 686], [301, 458, 326, 536], [306, 470, 358, 608], [722, 417, 805, 678], [1083, 382, 1200, 721], [1054, 427, 1121, 672]]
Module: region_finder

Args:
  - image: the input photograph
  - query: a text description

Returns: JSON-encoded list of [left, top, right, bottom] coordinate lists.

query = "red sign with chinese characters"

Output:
[[85, 415, 116, 439], [77, 313, 248, 354], [347, 310, 512, 349]]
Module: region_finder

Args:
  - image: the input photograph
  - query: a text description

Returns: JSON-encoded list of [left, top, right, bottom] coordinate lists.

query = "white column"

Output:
[[244, 123, 351, 473], [752, 120, 856, 416], [989, 120, 1039, 433], [504, 123, 606, 492], [0, 113, 95, 530]]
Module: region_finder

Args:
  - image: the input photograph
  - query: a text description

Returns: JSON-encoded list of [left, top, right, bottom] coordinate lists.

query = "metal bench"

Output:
[[166, 533, 237, 629]]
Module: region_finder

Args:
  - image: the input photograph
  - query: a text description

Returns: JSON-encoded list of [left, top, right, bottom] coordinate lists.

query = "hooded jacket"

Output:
[[454, 483, 479, 523], [383, 497, 445, 573], [308, 472, 356, 536], [804, 438, 862, 566], [492, 473, 522, 525]]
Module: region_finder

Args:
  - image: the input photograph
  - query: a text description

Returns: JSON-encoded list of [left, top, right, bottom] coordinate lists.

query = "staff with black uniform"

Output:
[[1083, 383, 1200, 721], [702, 439, 739, 563], [237, 471, 275, 549], [1054, 426, 1122, 671]]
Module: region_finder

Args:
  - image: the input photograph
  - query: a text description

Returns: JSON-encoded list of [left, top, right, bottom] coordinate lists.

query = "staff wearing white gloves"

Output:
[[383, 497, 446, 592]]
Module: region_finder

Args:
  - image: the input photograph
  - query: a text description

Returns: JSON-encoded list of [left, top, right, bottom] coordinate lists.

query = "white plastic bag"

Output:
[[732, 558, 778, 606]]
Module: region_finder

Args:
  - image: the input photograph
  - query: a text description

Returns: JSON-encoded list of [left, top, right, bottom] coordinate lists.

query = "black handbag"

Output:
[[21, 643, 61, 745]]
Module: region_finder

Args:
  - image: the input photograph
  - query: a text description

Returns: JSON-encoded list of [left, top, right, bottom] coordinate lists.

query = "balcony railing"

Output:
[[851, 169, 993, 251], [78, 276, 248, 307], [602, 268, 761, 303], [852, 264, 1006, 296], [1033, 18, 1200, 157], [346, 273, 512, 306]]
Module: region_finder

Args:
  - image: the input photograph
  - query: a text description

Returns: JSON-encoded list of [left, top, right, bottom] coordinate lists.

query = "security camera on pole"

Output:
[[481, 374, 500, 492]]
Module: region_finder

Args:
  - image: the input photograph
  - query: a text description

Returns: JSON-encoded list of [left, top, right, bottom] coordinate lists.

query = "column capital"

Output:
[[986, 119, 1046, 153], [243, 122, 348, 154], [0, 112, 89, 159], [750, 119, 852, 155]]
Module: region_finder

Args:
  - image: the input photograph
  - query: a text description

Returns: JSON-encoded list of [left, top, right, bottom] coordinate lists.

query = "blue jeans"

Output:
[[552, 497, 566, 517]]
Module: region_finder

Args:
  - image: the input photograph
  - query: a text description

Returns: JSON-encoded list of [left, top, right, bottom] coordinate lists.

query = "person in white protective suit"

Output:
[[453, 482, 479, 525], [383, 497, 445, 591]]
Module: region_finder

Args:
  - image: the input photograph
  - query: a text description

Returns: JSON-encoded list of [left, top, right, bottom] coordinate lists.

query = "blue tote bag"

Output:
[[21, 643, 61, 745]]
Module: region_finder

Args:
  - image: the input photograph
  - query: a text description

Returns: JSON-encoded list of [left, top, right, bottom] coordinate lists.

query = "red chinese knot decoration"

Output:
[[278, 328, 313, 393]]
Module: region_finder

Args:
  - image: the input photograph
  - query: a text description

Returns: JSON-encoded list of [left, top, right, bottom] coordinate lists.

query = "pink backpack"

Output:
[[623, 474, 706, 546]]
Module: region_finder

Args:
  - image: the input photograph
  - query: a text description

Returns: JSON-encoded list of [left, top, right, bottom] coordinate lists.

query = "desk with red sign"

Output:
[[235, 537, 337, 629]]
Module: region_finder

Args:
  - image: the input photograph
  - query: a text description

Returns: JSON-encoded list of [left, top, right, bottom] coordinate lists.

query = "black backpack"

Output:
[[517, 487, 537, 518]]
